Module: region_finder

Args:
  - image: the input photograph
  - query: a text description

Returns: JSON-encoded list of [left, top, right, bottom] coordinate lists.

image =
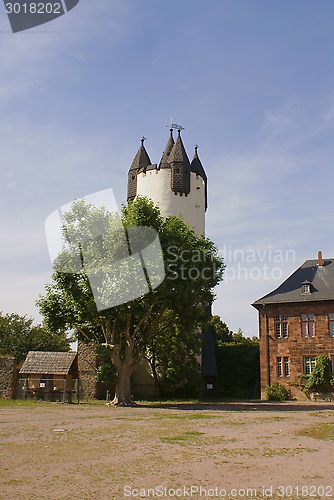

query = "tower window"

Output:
[[131, 175, 135, 180]]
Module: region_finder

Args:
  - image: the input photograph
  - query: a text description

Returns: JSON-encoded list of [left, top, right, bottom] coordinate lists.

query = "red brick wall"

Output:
[[258, 301, 334, 399]]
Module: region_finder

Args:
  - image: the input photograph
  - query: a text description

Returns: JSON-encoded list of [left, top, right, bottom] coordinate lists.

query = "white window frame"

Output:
[[275, 315, 288, 339], [304, 356, 317, 374], [283, 356, 290, 377], [277, 357, 282, 377]]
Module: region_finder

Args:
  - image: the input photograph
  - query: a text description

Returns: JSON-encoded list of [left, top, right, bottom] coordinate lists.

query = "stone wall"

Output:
[[0, 356, 17, 398], [77, 342, 97, 400], [258, 301, 334, 399]]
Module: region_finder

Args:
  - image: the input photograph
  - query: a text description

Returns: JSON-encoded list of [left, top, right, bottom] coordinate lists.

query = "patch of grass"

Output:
[[263, 447, 316, 457], [0, 399, 44, 407], [161, 430, 204, 444], [255, 416, 288, 422], [153, 412, 216, 420], [296, 423, 334, 440]]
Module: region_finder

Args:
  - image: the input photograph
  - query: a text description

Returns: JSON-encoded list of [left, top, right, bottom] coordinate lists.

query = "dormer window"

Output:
[[301, 281, 311, 294]]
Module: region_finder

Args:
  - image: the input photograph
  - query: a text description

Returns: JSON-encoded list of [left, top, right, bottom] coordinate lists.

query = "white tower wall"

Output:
[[136, 169, 205, 235]]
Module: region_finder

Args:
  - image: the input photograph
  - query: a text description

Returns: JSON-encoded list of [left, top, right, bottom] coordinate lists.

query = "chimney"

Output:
[[318, 251, 323, 267]]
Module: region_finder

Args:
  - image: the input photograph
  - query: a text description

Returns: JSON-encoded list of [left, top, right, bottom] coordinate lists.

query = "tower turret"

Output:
[[127, 127, 207, 235], [190, 145, 208, 210], [127, 137, 152, 201], [168, 129, 191, 196], [159, 129, 175, 170]]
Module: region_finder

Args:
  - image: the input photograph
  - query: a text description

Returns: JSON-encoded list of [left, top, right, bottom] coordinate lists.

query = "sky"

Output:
[[0, 0, 333, 337]]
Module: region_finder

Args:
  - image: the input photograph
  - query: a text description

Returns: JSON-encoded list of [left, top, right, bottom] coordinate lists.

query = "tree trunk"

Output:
[[111, 360, 136, 406], [110, 340, 139, 406]]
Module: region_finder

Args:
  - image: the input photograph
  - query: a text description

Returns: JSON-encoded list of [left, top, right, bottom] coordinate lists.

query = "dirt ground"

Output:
[[0, 401, 333, 500]]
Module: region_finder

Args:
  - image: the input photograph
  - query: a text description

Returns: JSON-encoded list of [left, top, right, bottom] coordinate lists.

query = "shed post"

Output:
[[22, 379, 27, 400], [63, 377, 66, 403]]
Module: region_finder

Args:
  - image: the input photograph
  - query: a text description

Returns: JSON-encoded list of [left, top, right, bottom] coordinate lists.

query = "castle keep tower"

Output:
[[127, 127, 207, 235]]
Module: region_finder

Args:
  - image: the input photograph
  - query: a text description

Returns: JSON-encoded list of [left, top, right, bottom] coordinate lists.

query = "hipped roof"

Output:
[[252, 258, 334, 308], [20, 351, 77, 375]]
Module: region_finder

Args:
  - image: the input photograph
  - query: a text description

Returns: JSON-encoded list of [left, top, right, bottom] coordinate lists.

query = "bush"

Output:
[[266, 382, 290, 401]]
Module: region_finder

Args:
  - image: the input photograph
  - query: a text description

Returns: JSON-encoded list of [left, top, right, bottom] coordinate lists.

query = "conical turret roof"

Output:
[[159, 129, 175, 169], [168, 129, 190, 166], [129, 138, 152, 172], [190, 145, 207, 181], [191, 145, 208, 211]]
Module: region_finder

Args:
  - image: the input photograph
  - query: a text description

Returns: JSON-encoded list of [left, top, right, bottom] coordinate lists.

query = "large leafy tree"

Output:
[[0, 312, 69, 363], [37, 196, 224, 405]]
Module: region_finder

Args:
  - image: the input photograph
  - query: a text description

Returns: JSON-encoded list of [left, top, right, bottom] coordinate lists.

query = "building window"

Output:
[[301, 314, 315, 337], [275, 315, 288, 338], [277, 356, 290, 377], [304, 356, 317, 374], [277, 357, 282, 377], [284, 357, 290, 377], [328, 314, 334, 337], [301, 282, 311, 294]]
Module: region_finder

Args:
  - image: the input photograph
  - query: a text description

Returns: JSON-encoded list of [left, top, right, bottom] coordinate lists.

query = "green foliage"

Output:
[[215, 326, 260, 398], [266, 382, 290, 401], [208, 315, 233, 343], [303, 355, 332, 393], [0, 312, 70, 363], [149, 314, 203, 398], [95, 345, 117, 385]]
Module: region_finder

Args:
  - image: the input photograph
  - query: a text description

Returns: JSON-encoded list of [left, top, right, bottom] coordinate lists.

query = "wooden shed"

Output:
[[19, 351, 79, 402]]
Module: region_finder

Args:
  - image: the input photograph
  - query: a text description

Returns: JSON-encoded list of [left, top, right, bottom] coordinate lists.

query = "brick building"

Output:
[[252, 252, 334, 399]]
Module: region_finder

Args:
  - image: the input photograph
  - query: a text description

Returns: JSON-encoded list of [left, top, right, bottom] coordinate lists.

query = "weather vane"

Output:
[[166, 118, 184, 131]]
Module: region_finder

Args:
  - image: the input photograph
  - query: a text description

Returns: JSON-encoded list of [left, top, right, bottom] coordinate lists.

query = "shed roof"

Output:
[[20, 351, 77, 375], [252, 258, 334, 308]]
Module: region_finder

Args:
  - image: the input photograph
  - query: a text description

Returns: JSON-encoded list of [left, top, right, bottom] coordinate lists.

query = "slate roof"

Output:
[[190, 146, 208, 210], [129, 140, 152, 173], [159, 128, 175, 169], [252, 258, 334, 308], [20, 351, 77, 375], [168, 130, 190, 166], [190, 146, 206, 179]]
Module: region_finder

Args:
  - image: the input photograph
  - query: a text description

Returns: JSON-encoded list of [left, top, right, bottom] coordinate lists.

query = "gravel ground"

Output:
[[0, 401, 333, 500]]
